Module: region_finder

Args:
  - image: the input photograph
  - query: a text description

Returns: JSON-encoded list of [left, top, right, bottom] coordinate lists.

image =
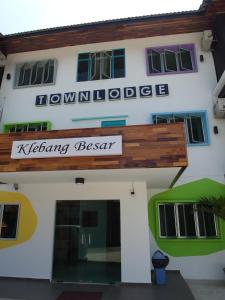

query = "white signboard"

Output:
[[11, 135, 122, 159]]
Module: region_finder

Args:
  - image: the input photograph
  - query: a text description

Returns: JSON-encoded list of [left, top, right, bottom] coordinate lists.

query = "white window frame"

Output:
[[90, 51, 112, 80], [0, 203, 20, 240], [163, 49, 178, 72], [158, 203, 218, 239], [14, 59, 57, 88]]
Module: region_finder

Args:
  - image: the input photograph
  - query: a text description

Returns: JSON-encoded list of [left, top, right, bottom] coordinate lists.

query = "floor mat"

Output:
[[56, 291, 102, 300]]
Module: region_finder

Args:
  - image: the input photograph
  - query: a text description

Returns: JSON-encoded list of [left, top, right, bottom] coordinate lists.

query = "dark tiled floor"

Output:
[[53, 261, 121, 284], [0, 272, 195, 300]]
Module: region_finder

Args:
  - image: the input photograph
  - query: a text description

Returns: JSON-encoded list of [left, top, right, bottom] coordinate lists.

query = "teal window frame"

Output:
[[77, 49, 125, 82], [152, 111, 210, 146], [101, 120, 126, 127], [4, 121, 52, 133]]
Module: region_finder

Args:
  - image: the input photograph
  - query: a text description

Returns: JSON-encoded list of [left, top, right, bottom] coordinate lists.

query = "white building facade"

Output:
[[0, 0, 224, 283]]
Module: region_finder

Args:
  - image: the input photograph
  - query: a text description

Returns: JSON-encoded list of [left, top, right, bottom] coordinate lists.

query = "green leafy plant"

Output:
[[198, 196, 225, 221], [198, 196, 225, 274]]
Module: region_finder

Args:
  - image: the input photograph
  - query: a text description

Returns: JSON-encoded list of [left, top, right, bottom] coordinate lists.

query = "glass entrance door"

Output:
[[52, 200, 121, 283]]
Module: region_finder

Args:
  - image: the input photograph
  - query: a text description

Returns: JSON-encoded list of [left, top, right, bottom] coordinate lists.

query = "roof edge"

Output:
[[1, 1, 210, 39]]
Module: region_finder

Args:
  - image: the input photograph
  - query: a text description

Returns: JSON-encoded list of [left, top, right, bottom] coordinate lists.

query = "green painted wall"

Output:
[[148, 178, 225, 256]]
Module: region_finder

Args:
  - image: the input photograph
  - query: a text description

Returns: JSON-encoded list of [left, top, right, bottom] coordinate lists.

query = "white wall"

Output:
[[1, 32, 225, 183], [149, 227, 225, 280], [0, 182, 151, 283], [1, 31, 225, 280], [0, 32, 217, 129]]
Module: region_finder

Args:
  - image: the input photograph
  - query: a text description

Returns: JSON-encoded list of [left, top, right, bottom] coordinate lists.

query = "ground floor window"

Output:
[[0, 204, 19, 239], [158, 203, 217, 238]]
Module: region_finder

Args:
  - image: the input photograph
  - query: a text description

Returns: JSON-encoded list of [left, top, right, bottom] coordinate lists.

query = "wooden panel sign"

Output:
[[0, 124, 188, 172], [11, 135, 122, 159]]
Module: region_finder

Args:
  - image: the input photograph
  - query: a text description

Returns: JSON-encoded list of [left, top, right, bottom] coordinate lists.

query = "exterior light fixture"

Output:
[[213, 126, 219, 134], [13, 183, 19, 191], [130, 183, 135, 196], [75, 177, 85, 184]]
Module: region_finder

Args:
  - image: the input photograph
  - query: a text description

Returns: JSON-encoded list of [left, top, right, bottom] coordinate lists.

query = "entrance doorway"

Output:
[[52, 200, 121, 283]]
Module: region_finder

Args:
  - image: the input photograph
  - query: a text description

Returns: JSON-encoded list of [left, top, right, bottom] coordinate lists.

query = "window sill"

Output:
[[157, 237, 223, 242], [147, 70, 197, 77], [14, 82, 56, 89], [187, 142, 210, 147], [77, 76, 126, 83], [0, 238, 17, 240]]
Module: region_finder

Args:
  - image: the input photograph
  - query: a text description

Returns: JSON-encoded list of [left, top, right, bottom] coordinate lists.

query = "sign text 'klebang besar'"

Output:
[[11, 136, 122, 159]]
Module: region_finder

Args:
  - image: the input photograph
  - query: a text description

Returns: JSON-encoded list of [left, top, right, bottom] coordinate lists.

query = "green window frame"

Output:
[[4, 121, 52, 133], [14, 59, 57, 88], [77, 49, 125, 82], [0, 204, 19, 240], [158, 203, 218, 239]]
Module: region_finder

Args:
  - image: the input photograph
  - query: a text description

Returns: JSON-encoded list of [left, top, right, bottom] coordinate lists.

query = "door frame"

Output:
[[51, 199, 121, 283]]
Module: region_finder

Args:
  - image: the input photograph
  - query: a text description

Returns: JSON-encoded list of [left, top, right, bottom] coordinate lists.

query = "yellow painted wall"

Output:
[[0, 191, 37, 249]]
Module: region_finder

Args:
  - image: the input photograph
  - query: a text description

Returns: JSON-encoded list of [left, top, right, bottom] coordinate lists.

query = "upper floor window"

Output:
[[77, 49, 125, 82], [146, 44, 197, 76], [158, 203, 218, 239], [152, 112, 209, 146], [0, 204, 19, 239], [14, 59, 57, 88], [4, 121, 51, 133]]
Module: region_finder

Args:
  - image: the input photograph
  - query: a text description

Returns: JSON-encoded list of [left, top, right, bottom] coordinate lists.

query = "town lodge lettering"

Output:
[[35, 84, 169, 106]]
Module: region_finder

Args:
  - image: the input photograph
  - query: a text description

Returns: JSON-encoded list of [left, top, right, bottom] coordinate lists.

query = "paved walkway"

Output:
[[0, 272, 195, 300], [186, 279, 225, 300]]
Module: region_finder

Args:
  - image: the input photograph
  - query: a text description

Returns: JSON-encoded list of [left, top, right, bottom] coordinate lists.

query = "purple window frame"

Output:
[[145, 44, 198, 76]]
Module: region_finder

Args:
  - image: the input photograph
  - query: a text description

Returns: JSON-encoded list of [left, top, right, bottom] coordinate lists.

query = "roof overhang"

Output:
[[0, 167, 185, 189], [1, 1, 224, 55], [0, 124, 187, 189]]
